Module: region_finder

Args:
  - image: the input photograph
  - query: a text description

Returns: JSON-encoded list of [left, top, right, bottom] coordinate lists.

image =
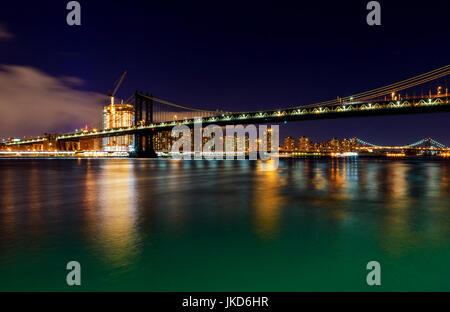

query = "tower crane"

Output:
[[107, 70, 127, 106]]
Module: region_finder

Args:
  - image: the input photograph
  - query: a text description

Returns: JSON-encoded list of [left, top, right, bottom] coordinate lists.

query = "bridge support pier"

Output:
[[131, 133, 157, 158], [132, 92, 158, 158]]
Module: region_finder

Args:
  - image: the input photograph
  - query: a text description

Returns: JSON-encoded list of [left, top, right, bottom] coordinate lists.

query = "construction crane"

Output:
[[107, 70, 127, 106]]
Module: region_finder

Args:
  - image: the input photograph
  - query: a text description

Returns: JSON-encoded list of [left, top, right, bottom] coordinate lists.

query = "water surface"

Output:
[[0, 158, 449, 291]]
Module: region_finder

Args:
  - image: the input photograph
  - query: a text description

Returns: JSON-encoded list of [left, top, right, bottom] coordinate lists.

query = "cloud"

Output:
[[0, 24, 13, 39], [0, 65, 106, 138]]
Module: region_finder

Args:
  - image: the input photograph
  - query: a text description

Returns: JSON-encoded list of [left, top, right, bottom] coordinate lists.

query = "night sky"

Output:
[[0, 0, 449, 145]]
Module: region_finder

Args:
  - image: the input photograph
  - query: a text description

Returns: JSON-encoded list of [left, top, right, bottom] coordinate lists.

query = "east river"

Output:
[[0, 158, 449, 291]]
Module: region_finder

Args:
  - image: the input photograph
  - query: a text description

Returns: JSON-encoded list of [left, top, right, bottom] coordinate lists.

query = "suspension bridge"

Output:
[[355, 137, 449, 151], [5, 65, 450, 157]]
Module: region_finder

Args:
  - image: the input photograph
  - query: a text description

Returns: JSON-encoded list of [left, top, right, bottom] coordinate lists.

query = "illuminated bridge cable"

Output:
[[325, 72, 450, 108], [357, 138, 449, 149], [132, 65, 449, 115], [297, 65, 449, 109], [139, 94, 219, 114], [300, 73, 449, 109], [429, 139, 446, 148], [125, 94, 135, 104], [355, 138, 381, 147], [406, 139, 426, 147], [354, 70, 450, 102], [343, 65, 449, 100], [407, 138, 447, 149], [300, 66, 449, 108], [339, 66, 449, 100], [348, 70, 447, 105]]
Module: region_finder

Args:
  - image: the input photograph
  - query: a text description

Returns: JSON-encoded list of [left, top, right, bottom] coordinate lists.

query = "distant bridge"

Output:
[[355, 137, 450, 151]]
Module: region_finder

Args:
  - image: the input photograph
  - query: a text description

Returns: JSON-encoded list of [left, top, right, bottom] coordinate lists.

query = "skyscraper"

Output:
[[102, 103, 135, 152], [297, 136, 310, 152], [283, 137, 296, 152]]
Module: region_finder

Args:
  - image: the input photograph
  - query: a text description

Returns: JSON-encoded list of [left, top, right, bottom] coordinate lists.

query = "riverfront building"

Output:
[[102, 103, 135, 152], [283, 136, 358, 153]]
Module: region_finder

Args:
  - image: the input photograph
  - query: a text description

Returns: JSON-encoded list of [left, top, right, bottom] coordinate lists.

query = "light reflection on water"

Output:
[[253, 160, 284, 239], [0, 158, 449, 291], [83, 160, 140, 269]]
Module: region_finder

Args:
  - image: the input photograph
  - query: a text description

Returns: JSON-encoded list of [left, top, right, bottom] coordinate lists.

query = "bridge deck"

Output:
[[6, 97, 450, 145]]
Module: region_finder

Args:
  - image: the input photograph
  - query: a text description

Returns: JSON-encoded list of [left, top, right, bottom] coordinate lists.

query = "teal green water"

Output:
[[0, 158, 449, 291]]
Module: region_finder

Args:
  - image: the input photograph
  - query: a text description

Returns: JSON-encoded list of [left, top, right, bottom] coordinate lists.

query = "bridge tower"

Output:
[[132, 92, 157, 158]]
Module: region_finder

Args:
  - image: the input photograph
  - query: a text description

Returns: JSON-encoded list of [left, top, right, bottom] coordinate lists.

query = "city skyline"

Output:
[[0, 1, 449, 145]]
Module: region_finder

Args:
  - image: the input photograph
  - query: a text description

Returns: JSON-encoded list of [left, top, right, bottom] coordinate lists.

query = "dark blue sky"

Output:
[[0, 0, 449, 145]]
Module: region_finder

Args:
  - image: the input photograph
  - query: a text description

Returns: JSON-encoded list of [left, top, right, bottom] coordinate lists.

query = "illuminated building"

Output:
[[80, 138, 102, 151], [292, 136, 358, 153], [0, 142, 6, 151], [154, 131, 174, 152], [153, 129, 258, 154], [225, 133, 250, 153], [283, 137, 295, 152], [257, 128, 272, 152], [236, 133, 249, 153], [102, 103, 135, 152], [297, 136, 310, 152]]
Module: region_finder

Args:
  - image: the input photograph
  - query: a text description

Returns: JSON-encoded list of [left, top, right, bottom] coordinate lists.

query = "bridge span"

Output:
[[4, 65, 450, 157]]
